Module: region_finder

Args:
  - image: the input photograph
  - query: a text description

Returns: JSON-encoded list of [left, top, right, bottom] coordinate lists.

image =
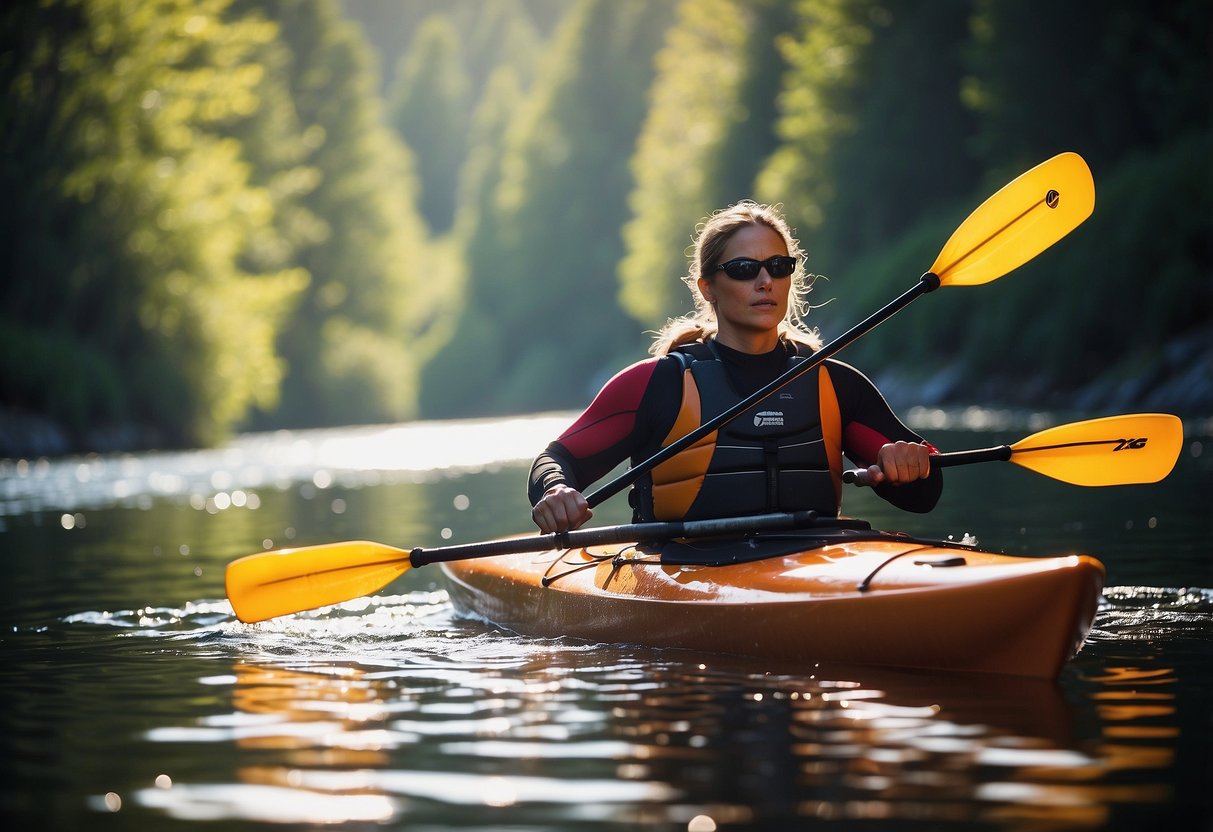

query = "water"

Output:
[[1, 410, 1210, 831]]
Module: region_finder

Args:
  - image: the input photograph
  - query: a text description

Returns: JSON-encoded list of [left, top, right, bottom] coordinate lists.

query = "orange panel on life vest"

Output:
[[819, 366, 843, 506], [651, 369, 715, 519]]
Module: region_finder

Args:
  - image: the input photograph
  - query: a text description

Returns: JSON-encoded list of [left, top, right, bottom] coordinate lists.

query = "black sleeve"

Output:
[[527, 356, 683, 506], [826, 360, 943, 513], [529, 442, 585, 505]]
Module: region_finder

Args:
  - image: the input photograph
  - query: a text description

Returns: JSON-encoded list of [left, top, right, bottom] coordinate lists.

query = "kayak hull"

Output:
[[440, 533, 1105, 679]]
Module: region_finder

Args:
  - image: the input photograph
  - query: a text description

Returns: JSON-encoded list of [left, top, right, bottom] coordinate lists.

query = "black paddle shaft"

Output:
[[584, 272, 943, 508], [409, 510, 827, 567], [842, 445, 1013, 484]]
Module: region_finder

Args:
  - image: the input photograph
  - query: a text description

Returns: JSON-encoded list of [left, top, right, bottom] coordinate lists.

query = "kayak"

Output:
[[439, 526, 1105, 679]]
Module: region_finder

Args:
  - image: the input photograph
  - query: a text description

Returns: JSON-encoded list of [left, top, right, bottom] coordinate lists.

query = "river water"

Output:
[[1, 410, 1210, 831]]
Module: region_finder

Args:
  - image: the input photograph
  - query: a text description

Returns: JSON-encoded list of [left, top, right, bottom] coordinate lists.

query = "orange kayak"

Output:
[[440, 528, 1104, 679]]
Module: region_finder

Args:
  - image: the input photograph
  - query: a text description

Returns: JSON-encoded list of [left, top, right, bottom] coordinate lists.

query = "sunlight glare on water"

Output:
[[0, 413, 574, 517]]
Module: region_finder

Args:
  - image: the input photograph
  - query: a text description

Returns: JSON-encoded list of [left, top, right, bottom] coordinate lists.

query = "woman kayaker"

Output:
[[529, 200, 940, 534]]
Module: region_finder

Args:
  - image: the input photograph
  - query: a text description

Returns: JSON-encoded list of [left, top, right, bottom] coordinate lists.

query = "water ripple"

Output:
[[1091, 585, 1213, 643]]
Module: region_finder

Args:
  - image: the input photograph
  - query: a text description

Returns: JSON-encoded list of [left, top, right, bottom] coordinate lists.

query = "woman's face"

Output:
[[697, 222, 791, 353]]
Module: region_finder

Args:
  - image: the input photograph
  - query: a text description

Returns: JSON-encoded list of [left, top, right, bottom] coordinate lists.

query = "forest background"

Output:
[[2, 0, 1210, 456]]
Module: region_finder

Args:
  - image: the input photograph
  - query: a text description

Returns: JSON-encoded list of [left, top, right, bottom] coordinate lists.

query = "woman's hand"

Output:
[[859, 441, 932, 487], [531, 484, 593, 533]]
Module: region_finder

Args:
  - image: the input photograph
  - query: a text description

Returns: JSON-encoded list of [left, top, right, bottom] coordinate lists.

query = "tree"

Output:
[[420, 0, 677, 417], [407, 3, 549, 418], [795, 0, 1212, 413], [386, 15, 471, 234], [250, 0, 434, 429], [0, 0, 305, 447], [757, 0, 978, 289], [338, 0, 565, 93], [619, 0, 795, 329], [963, 0, 1213, 178]]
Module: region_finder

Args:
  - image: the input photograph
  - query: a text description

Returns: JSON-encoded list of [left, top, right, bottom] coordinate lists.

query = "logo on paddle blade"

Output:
[[755, 411, 784, 427], [1045, 189, 1060, 209], [1113, 437, 1148, 451]]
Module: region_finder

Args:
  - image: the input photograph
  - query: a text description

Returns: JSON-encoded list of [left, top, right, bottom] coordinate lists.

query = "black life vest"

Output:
[[632, 341, 844, 521]]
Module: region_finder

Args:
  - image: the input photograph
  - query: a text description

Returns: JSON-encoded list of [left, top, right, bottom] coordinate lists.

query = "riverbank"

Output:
[[0, 404, 184, 460], [4, 331, 1211, 462], [875, 328, 1213, 428]]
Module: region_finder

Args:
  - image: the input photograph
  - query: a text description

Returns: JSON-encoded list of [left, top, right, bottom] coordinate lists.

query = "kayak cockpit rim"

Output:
[[536, 524, 983, 591]]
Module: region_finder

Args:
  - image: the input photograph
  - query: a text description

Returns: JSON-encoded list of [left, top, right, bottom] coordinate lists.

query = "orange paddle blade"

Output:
[[1009, 413, 1183, 486], [932, 152, 1095, 287], [225, 541, 412, 623]]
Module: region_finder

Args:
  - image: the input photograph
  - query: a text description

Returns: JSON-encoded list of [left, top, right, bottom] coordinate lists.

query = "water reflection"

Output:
[[112, 589, 1189, 829], [6, 412, 1206, 830]]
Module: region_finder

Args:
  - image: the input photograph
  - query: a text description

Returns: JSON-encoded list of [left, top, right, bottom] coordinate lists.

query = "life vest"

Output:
[[633, 341, 845, 521]]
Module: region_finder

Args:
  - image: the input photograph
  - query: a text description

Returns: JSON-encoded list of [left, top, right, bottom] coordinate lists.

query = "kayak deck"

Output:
[[440, 531, 1105, 679]]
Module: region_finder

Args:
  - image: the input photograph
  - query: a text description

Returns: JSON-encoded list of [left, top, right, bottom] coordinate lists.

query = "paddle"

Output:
[[583, 151, 1095, 508], [225, 510, 831, 623], [225, 152, 1095, 625], [843, 413, 1184, 487], [227, 412, 1182, 623]]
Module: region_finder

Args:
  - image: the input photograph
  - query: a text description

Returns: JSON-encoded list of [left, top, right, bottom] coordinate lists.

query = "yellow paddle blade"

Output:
[[1009, 414, 1183, 486], [225, 541, 412, 623], [932, 152, 1095, 286]]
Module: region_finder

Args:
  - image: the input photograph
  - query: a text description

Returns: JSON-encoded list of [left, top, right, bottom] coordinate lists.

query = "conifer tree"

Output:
[[758, 0, 977, 283], [386, 15, 471, 234], [619, 0, 793, 329], [0, 0, 305, 447], [254, 0, 433, 428], [422, 0, 675, 417]]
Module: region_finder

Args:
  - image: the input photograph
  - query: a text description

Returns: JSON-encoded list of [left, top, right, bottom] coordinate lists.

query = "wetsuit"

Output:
[[528, 338, 941, 520]]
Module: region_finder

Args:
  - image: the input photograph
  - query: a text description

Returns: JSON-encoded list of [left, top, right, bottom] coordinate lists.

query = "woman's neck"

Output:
[[712, 328, 781, 355], [711, 334, 785, 358]]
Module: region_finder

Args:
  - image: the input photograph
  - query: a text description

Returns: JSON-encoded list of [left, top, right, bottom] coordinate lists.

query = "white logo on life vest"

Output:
[[755, 410, 784, 427]]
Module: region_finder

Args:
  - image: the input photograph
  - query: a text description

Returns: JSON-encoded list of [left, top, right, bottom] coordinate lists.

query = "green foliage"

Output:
[[386, 16, 471, 233], [420, 0, 676, 417], [971, 134, 1213, 401], [830, 134, 1213, 411], [378, 1, 546, 242], [1, 0, 306, 447], [3, 0, 1209, 455], [748, 0, 1210, 416], [0, 321, 124, 432], [415, 67, 525, 418], [758, 0, 978, 275], [618, 0, 794, 328], [459, 0, 548, 90], [339, 0, 563, 92], [963, 0, 1212, 177], [248, 0, 433, 429]]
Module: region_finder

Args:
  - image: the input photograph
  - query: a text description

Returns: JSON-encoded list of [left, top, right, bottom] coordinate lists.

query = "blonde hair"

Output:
[[650, 200, 822, 356]]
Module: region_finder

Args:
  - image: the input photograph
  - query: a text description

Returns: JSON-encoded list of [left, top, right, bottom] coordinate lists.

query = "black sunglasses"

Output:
[[710, 255, 797, 281]]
